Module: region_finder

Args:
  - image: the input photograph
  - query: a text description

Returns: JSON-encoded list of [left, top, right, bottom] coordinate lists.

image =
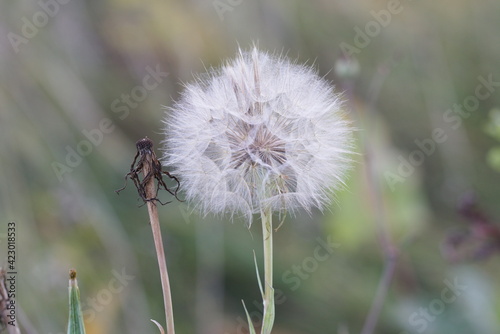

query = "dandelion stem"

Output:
[[142, 155, 175, 334], [260, 207, 275, 334]]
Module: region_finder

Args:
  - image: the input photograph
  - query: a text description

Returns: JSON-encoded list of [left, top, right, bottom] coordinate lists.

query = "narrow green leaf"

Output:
[[67, 269, 86, 334], [252, 251, 264, 300], [241, 300, 257, 334]]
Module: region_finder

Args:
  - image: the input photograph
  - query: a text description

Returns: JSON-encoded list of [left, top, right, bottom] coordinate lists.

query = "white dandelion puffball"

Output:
[[164, 48, 354, 224]]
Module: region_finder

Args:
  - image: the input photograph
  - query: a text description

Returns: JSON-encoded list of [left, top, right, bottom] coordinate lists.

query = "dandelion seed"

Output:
[[164, 47, 354, 225]]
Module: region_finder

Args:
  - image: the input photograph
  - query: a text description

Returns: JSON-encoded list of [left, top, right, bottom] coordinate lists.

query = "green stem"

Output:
[[260, 207, 275, 334]]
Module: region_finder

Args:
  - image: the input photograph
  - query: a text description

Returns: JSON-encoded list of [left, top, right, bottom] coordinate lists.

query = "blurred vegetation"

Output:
[[1, 0, 500, 333]]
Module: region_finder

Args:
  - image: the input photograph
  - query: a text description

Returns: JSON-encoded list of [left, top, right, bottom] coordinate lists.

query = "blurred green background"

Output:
[[1, 0, 500, 333]]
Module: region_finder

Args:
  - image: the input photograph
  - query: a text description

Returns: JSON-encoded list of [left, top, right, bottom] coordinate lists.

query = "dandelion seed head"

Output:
[[164, 48, 354, 225]]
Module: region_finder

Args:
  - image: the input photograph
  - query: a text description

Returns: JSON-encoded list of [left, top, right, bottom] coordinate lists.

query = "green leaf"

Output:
[[67, 269, 86, 334], [241, 300, 257, 334], [253, 250, 264, 299]]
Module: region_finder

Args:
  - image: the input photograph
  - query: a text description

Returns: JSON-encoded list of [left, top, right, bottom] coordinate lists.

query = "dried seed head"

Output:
[[164, 48, 354, 225]]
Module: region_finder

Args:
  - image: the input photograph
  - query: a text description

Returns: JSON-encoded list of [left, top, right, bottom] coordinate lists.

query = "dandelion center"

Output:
[[228, 122, 286, 170]]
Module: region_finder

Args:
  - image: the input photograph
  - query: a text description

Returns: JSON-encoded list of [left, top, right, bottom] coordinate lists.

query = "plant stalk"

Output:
[[142, 155, 175, 334], [342, 64, 397, 334], [260, 207, 275, 334]]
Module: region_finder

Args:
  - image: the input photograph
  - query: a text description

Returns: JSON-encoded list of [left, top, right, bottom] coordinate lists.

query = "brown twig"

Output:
[[117, 137, 176, 334]]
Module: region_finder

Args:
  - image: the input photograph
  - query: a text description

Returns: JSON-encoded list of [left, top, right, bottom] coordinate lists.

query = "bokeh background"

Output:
[[1, 0, 500, 333]]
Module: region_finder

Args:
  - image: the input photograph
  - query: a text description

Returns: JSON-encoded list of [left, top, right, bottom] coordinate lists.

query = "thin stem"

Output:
[[260, 207, 275, 334], [341, 63, 397, 334], [143, 156, 175, 334], [359, 66, 398, 334], [359, 146, 397, 334], [359, 250, 396, 334]]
